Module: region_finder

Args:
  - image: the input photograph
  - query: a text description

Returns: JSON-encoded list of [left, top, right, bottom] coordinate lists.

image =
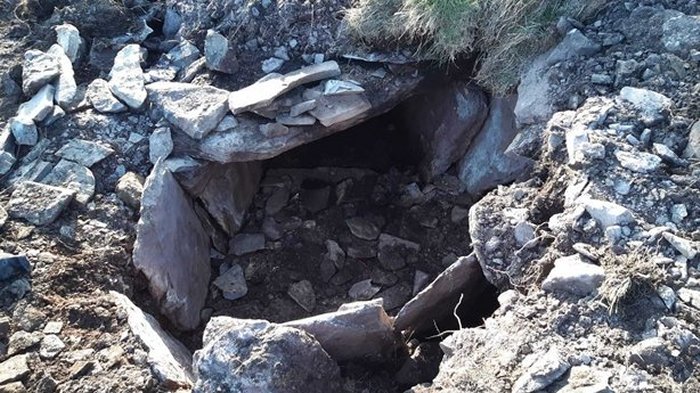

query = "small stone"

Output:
[[512, 348, 570, 393], [288, 280, 316, 312], [230, 233, 266, 256], [542, 254, 605, 297], [671, 204, 688, 224], [116, 172, 145, 209], [0, 355, 30, 385], [265, 187, 290, 216], [348, 279, 381, 300], [0, 317, 9, 337], [450, 206, 469, 223], [47, 44, 77, 108], [55, 139, 114, 167], [0, 253, 31, 283], [0, 381, 26, 392], [55, 24, 82, 63], [213, 264, 248, 301], [582, 198, 635, 229], [166, 41, 200, 70], [149, 127, 173, 164], [324, 240, 345, 269], [289, 100, 316, 117], [590, 73, 613, 85], [42, 321, 63, 335], [262, 57, 285, 73], [323, 80, 365, 96], [663, 232, 697, 259], [42, 159, 95, 204], [204, 30, 238, 74], [8, 331, 41, 355], [108, 44, 146, 109], [22, 50, 60, 95], [678, 288, 700, 309], [684, 121, 700, 159], [346, 217, 381, 240], [377, 233, 421, 271], [0, 151, 15, 176], [514, 221, 536, 246], [273, 47, 289, 61], [653, 143, 684, 166], [7, 181, 75, 225], [215, 115, 238, 132], [657, 286, 677, 309], [39, 335, 66, 359], [619, 87, 672, 125], [276, 114, 316, 126], [615, 150, 662, 173], [627, 337, 670, 368], [262, 217, 282, 241], [17, 84, 55, 122], [9, 118, 38, 146], [87, 79, 127, 113]]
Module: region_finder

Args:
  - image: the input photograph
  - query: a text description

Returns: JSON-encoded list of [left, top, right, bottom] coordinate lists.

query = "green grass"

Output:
[[345, 0, 603, 94]]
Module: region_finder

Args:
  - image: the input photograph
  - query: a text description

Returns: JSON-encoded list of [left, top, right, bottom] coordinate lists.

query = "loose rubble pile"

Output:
[[0, 0, 699, 392]]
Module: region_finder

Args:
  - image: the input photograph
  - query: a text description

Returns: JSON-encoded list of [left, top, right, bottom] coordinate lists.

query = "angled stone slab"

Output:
[[108, 44, 147, 109], [42, 159, 95, 204], [132, 161, 210, 330], [228, 61, 341, 114], [111, 291, 194, 389], [47, 44, 77, 109], [147, 82, 229, 140], [55, 139, 114, 167], [22, 49, 60, 95], [395, 254, 485, 334]]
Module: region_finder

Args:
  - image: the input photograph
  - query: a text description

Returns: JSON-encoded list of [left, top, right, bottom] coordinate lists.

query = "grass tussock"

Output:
[[345, 0, 604, 94], [598, 247, 664, 315]]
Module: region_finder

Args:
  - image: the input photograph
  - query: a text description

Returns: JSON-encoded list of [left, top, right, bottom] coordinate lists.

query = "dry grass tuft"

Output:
[[598, 247, 664, 315], [345, 0, 604, 94]]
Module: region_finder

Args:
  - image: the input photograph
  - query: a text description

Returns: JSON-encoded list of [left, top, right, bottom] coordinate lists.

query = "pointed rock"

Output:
[[22, 50, 60, 95], [7, 181, 75, 225], [42, 159, 95, 204], [132, 162, 210, 330], [108, 44, 146, 109]]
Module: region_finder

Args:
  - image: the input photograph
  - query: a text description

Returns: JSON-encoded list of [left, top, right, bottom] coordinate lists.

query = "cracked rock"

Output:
[[42, 159, 95, 204], [108, 44, 146, 109], [22, 49, 60, 95], [55, 139, 114, 167], [542, 254, 605, 297]]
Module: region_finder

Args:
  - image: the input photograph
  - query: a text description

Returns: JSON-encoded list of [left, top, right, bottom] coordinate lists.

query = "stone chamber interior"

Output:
[[191, 105, 500, 390]]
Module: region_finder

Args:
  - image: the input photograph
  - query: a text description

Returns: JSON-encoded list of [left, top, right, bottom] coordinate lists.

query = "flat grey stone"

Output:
[[230, 233, 265, 256], [0, 150, 15, 175], [545, 29, 601, 66], [323, 80, 365, 96], [132, 162, 210, 330], [542, 254, 605, 297], [22, 49, 60, 95], [377, 233, 421, 271], [108, 44, 146, 109], [146, 82, 229, 140], [276, 114, 316, 126], [213, 264, 248, 300], [346, 216, 380, 240], [348, 279, 381, 300], [615, 150, 662, 172], [662, 13, 700, 56], [42, 159, 95, 204], [289, 99, 316, 117], [582, 198, 635, 229], [166, 40, 200, 70], [288, 280, 316, 312], [229, 61, 341, 114], [663, 232, 697, 259], [111, 291, 194, 387], [0, 355, 30, 385], [55, 139, 114, 167], [619, 87, 672, 125], [262, 57, 285, 73], [87, 79, 127, 113], [512, 348, 570, 393], [214, 115, 238, 132], [7, 181, 75, 225], [684, 121, 700, 158]]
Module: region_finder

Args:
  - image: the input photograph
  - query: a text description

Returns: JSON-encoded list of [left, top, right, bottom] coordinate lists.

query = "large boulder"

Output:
[[193, 317, 342, 393], [400, 82, 488, 181], [132, 161, 210, 330]]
